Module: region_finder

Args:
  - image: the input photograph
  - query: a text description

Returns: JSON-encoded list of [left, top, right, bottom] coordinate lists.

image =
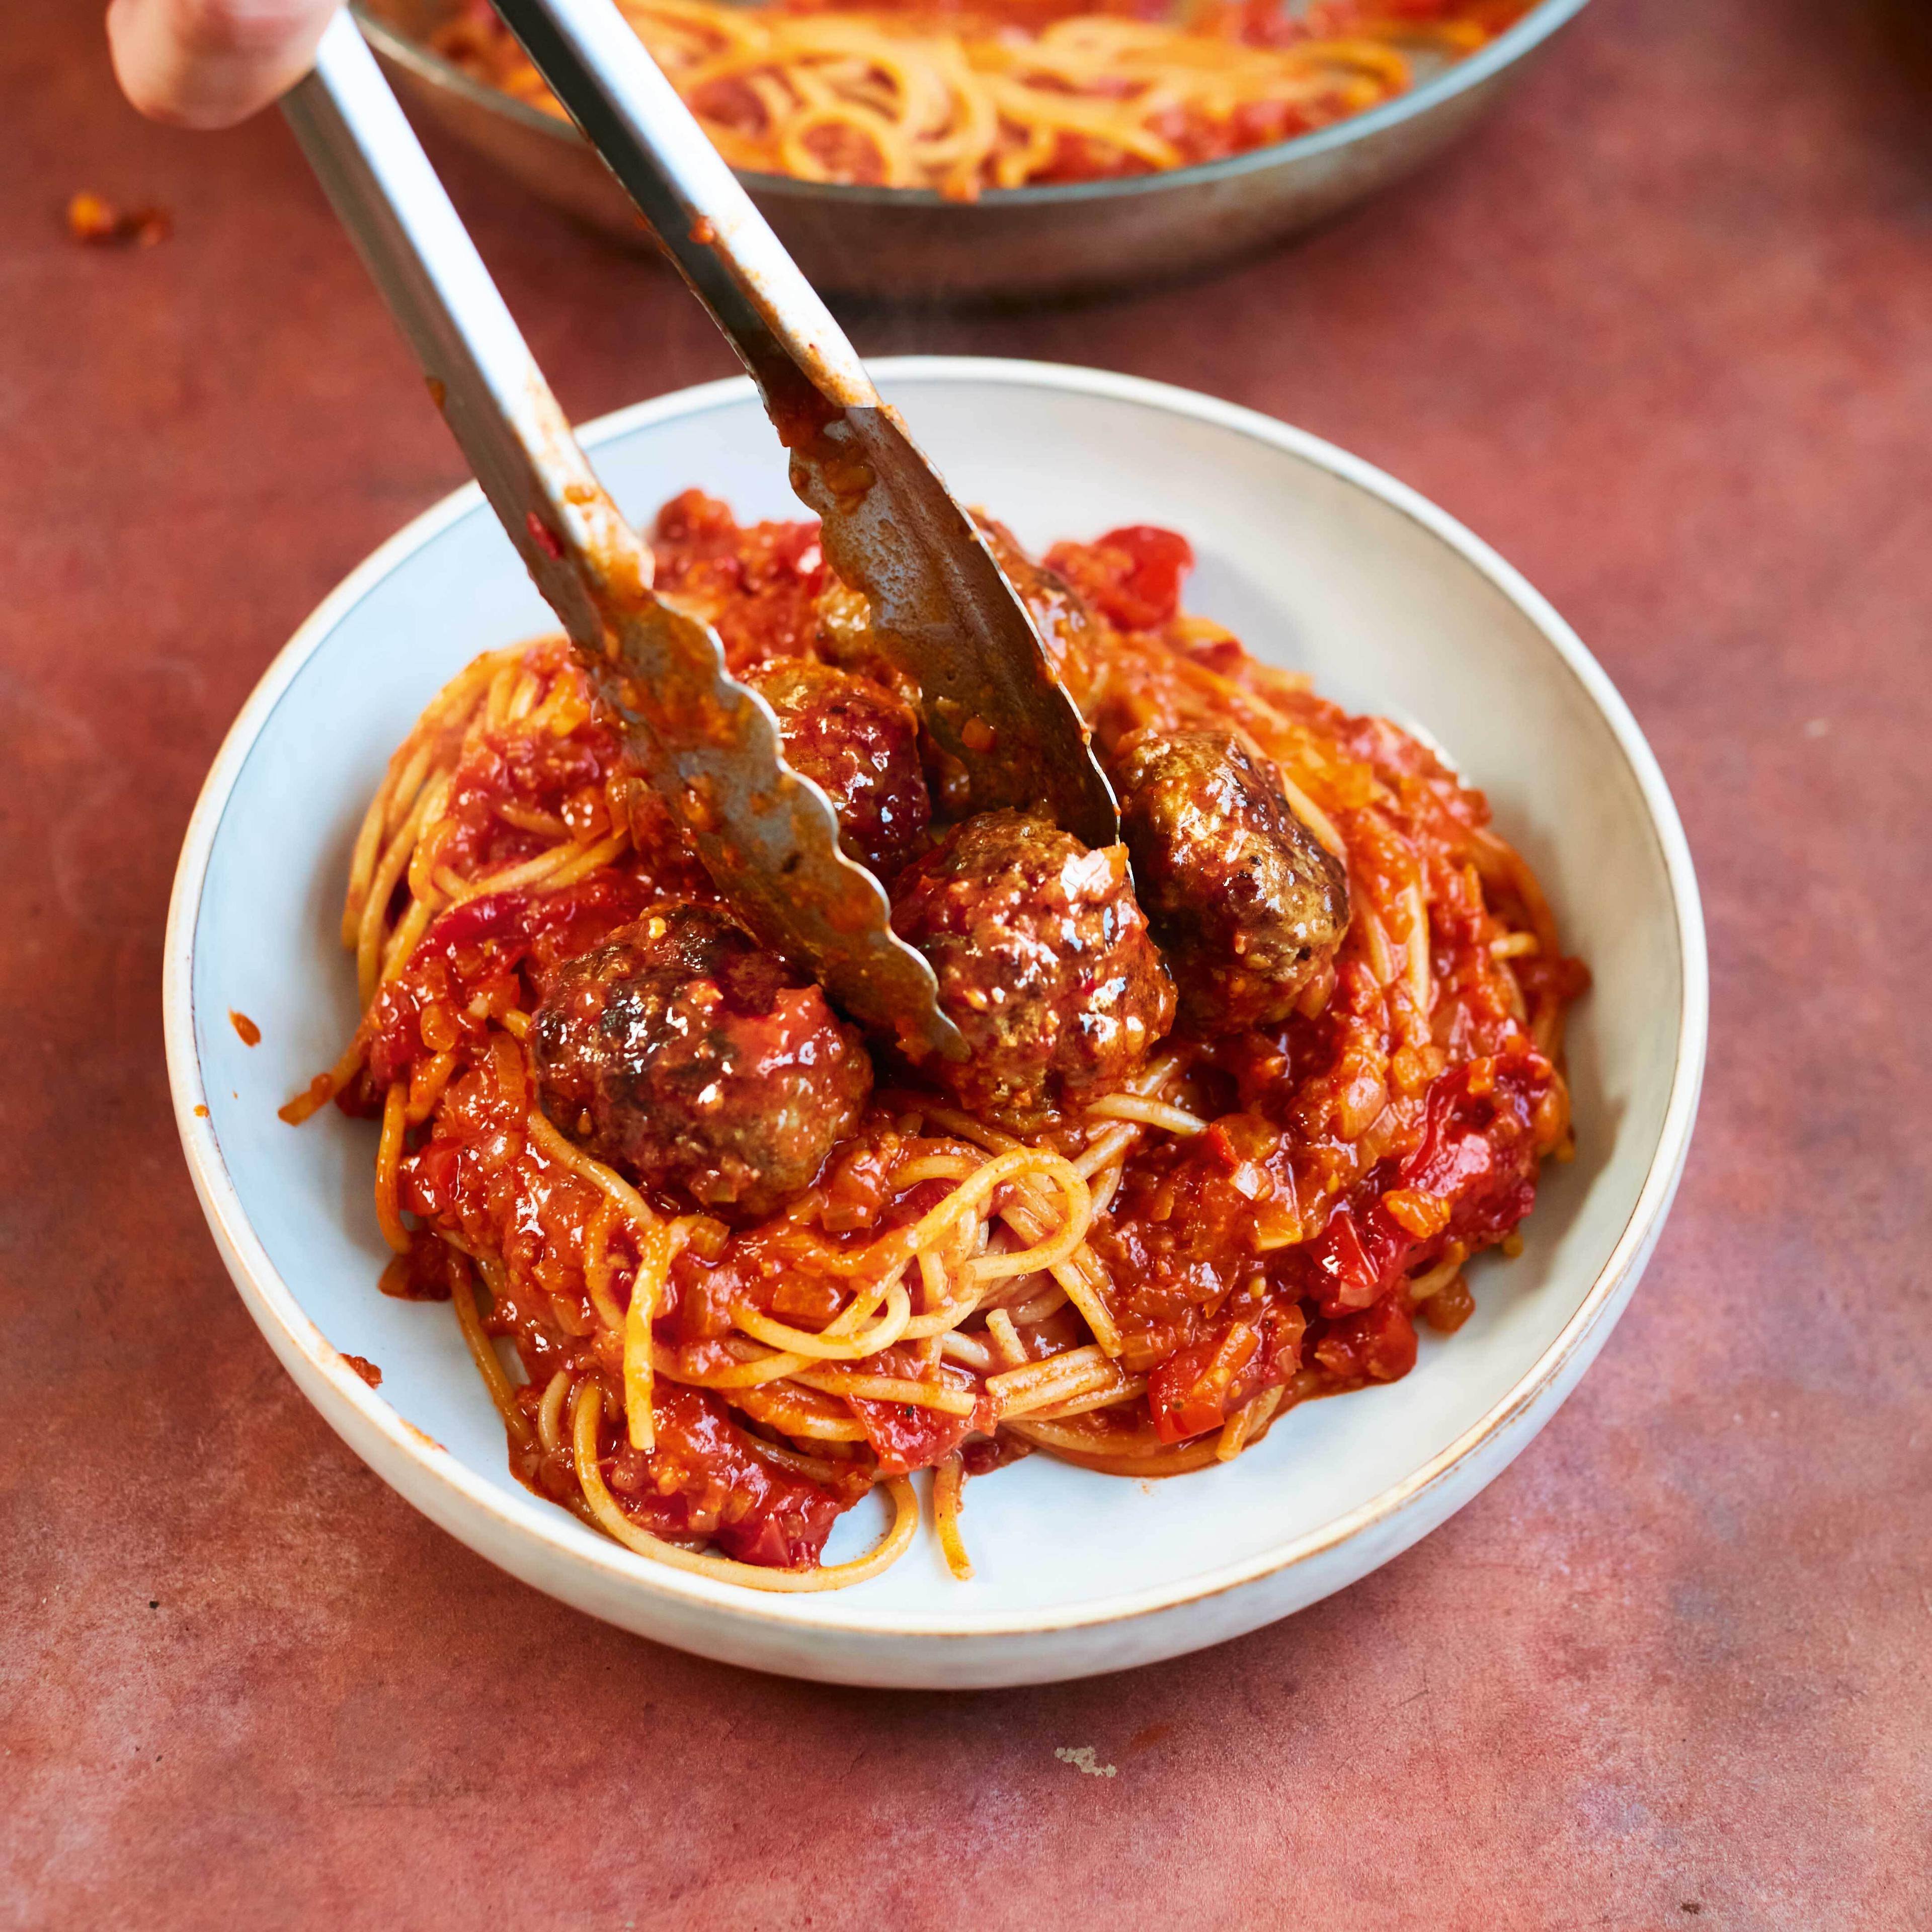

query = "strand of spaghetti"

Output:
[[1071, 1118, 1138, 1182], [1007, 1281, 1069, 1327], [1087, 1093, 1208, 1136], [739, 1432, 851, 1486], [801, 1145, 1076, 1281], [528, 672, 589, 737], [356, 774, 448, 1005], [983, 1307, 1026, 1370], [436, 836, 580, 908], [404, 1047, 459, 1125], [547, 1286, 595, 1338], [778, 102, 901, 187], [378, 888, 444, 986], [916, 1244, 950, 1312], [652, 1340, 815, 1389], [582, 1199, 623, 1330], [916, 1104, 1020, 1154], [1086, 1161, 1123, 1220], [714, 1259, 908, 1383], [498, 804, 569, 845], [373, 1083, 411, 1255], [505, 670, 541, 720], [447, 1249, 535, 1448], [982, 1182, 1122, 1353], [1407, 1242, 1468, 1302], [734, 1279, 913, 1360], [961, 1153, 1089, 1282], [1064, 1050, 1187, 1180], [891, 1152, 984, 1188], [379, 737, 438, 837], [899, 1286, 991, 1343], [624, 1217, 690, 1454], [1053, 1254, 1124, 1357], [730, 1382, 869, 1443], [522, 1102, 679, 1447], [344, 737, 429, 943], [933, 1452, 973, 1581], [1006, 1419, 1231, 1477], [1025, 1373, 1148, 1422], [573, 1382, 917, 1590], [827, 1269, 899, 1333], [277, 1033, 367, 1125], [524, 1107, 659, 1237], [1470, 824, 1560, 953], [483, 660, 519, 729], [1220, 1383, 1287, 1462], [540, 827, 631, 890], [793, 1369, 978, 1414], [939, 1329, 995, 1372], [985, 1344, 1120, 1419], [537, 1367, 572, 1455]]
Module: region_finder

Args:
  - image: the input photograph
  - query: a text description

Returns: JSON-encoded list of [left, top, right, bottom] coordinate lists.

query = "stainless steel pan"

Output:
[[353, 0, 1592, 303]]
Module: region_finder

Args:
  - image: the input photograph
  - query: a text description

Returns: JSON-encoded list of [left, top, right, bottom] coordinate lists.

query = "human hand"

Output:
[[108, 0, 344, 128]]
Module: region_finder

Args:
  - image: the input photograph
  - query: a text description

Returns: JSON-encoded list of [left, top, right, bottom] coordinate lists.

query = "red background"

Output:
[[5, 1, 1929, 1924]]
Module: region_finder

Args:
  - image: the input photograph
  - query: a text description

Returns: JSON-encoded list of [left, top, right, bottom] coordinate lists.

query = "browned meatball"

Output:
[[1111, 730, 1349, 1034], [744, 659, 931, 879], [530, 903, 872, 1220], [890, 810, 1174, 1129]]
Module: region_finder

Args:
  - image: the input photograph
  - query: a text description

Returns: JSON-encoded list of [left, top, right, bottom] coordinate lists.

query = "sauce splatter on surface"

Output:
[[229, 1011, 261, 1046], [341, 1354, 384, 1389], [67, 191, 171, 247], [192, 1104, 208, 1118]]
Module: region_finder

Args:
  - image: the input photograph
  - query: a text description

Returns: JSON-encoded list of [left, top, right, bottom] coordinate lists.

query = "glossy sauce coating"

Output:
[[530, 903, 873, 1222], [890, 809, 1176, 1130], [745, 659, 932, 878], [1111, 727, 1350, 1031], [354, 502, 1584, 1564]]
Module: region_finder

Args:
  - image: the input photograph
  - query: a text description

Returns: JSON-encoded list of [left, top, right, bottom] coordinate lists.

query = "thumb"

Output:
[[107, 0, 344, 129]]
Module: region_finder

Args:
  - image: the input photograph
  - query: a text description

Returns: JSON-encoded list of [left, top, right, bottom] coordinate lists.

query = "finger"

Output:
[[107, 0, 343, 129]]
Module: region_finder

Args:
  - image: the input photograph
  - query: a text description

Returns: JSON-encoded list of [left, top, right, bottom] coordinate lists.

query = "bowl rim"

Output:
[[351, 0, 1594, 211], [164, 355, 1706, 1641]]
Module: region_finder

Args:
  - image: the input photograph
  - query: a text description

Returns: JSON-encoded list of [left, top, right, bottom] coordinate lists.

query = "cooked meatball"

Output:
[[890, 810, 1174, 1129], [530, 903, 871, 1220], [745, 659, 931, 879], [1111, 730, 1349, 1033]]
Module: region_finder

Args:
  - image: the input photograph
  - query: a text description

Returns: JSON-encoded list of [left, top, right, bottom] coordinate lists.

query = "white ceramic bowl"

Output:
[[165, 359, 1705, 1688]]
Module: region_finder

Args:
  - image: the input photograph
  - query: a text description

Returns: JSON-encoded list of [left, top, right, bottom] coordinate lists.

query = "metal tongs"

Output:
[[282, 4, 1117, 1062]]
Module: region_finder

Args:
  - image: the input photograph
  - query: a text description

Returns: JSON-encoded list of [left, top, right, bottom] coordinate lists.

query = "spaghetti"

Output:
[[291, 490, 1586, 1588], [430, 0, 1532, 200]]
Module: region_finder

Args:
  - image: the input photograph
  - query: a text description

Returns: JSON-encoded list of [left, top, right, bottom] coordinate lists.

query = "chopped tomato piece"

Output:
[[1091, 526, 1196, 628], [841, 1349, 986, 1475], [1147, 1303, 1305, 1443], [1312, 1297, 1417, 1385], [603, 1383, 863, 1568]]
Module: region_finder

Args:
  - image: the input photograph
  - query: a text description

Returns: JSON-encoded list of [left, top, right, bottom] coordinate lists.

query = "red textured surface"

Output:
[[5, 0, 1930, 1923]]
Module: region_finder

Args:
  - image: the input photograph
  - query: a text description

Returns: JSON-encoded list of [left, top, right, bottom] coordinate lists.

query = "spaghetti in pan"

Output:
[[430, 0, 1533, 200], [287, 490, 1587, 1588]]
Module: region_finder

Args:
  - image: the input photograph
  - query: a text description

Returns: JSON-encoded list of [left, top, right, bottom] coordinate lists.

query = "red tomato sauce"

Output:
[[347, 496, 1585, 1568]]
